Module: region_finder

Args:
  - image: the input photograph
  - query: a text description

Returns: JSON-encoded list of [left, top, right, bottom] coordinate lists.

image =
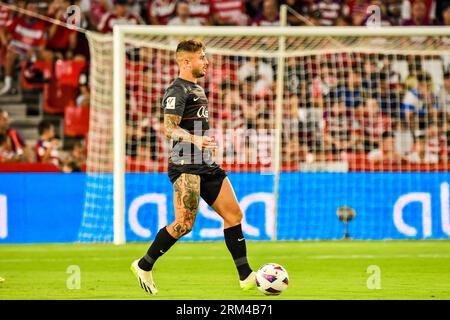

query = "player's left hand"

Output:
[[201, 136, 218, 151]]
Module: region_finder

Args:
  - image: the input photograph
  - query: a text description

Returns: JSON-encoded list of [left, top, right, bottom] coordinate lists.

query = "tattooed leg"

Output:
[[168, 173, 200, 239]]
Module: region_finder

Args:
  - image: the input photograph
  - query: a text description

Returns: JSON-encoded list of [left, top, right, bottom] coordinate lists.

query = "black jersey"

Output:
[[162, 77, 213, 165]]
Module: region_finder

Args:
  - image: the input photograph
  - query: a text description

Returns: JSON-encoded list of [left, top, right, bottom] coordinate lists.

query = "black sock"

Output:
[[138, 227, 178, 271], [224, 224, 253, 281]]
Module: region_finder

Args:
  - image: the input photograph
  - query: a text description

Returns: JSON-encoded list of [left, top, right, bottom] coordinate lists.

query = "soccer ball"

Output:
[[255, 263, 289, 295]]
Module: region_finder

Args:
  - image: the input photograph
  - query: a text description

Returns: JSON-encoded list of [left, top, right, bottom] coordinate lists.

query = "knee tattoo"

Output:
[[173, 222, 192, 237]]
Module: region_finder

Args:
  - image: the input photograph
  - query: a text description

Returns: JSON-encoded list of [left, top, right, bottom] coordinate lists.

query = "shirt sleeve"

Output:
[[401, 90, 418, 111], [162, 84, 187, 117]]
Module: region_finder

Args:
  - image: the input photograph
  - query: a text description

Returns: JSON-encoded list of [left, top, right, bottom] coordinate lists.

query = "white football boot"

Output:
[[239, 271, 257, 291], [130, 260, 158, 295]]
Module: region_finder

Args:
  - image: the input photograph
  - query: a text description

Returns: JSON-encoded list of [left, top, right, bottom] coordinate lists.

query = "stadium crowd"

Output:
[[0, 0, 449, 171]]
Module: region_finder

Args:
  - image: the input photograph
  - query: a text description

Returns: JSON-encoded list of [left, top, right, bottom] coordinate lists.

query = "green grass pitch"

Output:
[[1, 240, 450, 300]]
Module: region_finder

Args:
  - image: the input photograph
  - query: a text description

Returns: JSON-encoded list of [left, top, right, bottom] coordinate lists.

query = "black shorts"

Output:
[[168, 162, 227, 206]]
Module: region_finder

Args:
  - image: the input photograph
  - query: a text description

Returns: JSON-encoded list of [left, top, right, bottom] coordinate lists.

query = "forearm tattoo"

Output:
[[172, 174, 200, 237], [164, 114, 193, 143]]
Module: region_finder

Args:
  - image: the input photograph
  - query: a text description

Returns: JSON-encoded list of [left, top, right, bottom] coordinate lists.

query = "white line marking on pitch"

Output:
[[308, 254, 450, 260]]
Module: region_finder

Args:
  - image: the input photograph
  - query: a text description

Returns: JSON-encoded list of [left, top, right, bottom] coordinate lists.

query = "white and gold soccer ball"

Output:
[[255, 263, 289, 295]]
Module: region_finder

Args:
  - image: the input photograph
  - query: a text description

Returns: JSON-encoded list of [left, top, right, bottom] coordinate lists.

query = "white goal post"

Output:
[[93, 25, 450, 245]]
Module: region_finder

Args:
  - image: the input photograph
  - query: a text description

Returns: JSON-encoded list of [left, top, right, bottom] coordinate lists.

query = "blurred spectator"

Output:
[[424, 122, 443, 161], [368, 131, 403, 162], [286, 57, 300, 95], [134, 136, 157, 165], [0, 109, 33, 162], [187, 0, 212, 25], [310, 61, 338, 108], [357, 98, 392, 152], [76, 69, 90, 107], [308, 8, 323, 26], [440, 71, 450, 116], [70, 141, 87, 165], [238, 75, 264, 121], [280, 0, 313, 26], [168, 0, 201, 26], [252, 0, 280, 26], [374, 71, 402, 118], [335, 14, 352, 25], [385, 0, 403, 25], [362, 57, 379, 94], [440, 4, 450, 25], [298, 102, 324, 156], [126, 121, 157, 161], [220, 80, 251, 130], [127, 0, 146, 17], [34, 120, 61, 167], [62, 140, 86, 172], [343, 0, 370, 26], [337, 68, 364, 109], [378, 54, 402, 89], [246, 0, 264, 20], [98, 0, 144, 33], [210, 0, 249, 26], [0, 1, 49, 96], [322, 99, 362, 159], [401, 71, 440, 130], [0, 1, 12, 52], [441, 120, 450, 163], [148, 0, 176, 25], [62, 160, 81, 172], [311, 0, 343, 26], [238, 56, 274, 98], [282, 93, 301, 142], [80, 0, 113, 30], [213, 111, 236, 162], [0, 132, 21, 163], [254, 112, 274, 165], [406, 131, 438, 164], [46, 0, 77, 61], [402, 0, 433, 25], [401, 0, 435, 25]]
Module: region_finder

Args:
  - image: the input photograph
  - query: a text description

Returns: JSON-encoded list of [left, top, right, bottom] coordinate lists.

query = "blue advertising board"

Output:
[[0, 172, 449, 243]]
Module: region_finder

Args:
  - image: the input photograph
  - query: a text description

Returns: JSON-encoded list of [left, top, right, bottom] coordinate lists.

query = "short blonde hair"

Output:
[[176, 40, 205, 54]]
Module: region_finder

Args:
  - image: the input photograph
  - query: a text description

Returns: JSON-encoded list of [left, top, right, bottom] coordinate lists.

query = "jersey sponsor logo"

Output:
[[166, 97, 176, 109], [197, 106, 208, 118]]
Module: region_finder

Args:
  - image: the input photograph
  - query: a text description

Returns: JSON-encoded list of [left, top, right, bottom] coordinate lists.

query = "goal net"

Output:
[[79, 26, 450, 243]]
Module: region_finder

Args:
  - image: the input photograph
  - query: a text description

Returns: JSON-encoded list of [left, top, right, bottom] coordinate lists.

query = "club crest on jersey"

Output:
[[166, 97, 176, 109], [197, 106, 208, 118]]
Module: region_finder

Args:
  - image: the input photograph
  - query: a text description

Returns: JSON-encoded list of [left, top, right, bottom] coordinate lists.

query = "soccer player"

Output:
[[131, 39, 256, 295]]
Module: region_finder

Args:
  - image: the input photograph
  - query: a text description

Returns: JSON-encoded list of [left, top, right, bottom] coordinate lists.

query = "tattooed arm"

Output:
[[164, 114, 217, 150], [164, 114, 194, 143]]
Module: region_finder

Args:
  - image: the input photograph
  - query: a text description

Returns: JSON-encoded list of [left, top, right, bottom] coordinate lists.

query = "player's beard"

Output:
[[192, 67, 206, 79]]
